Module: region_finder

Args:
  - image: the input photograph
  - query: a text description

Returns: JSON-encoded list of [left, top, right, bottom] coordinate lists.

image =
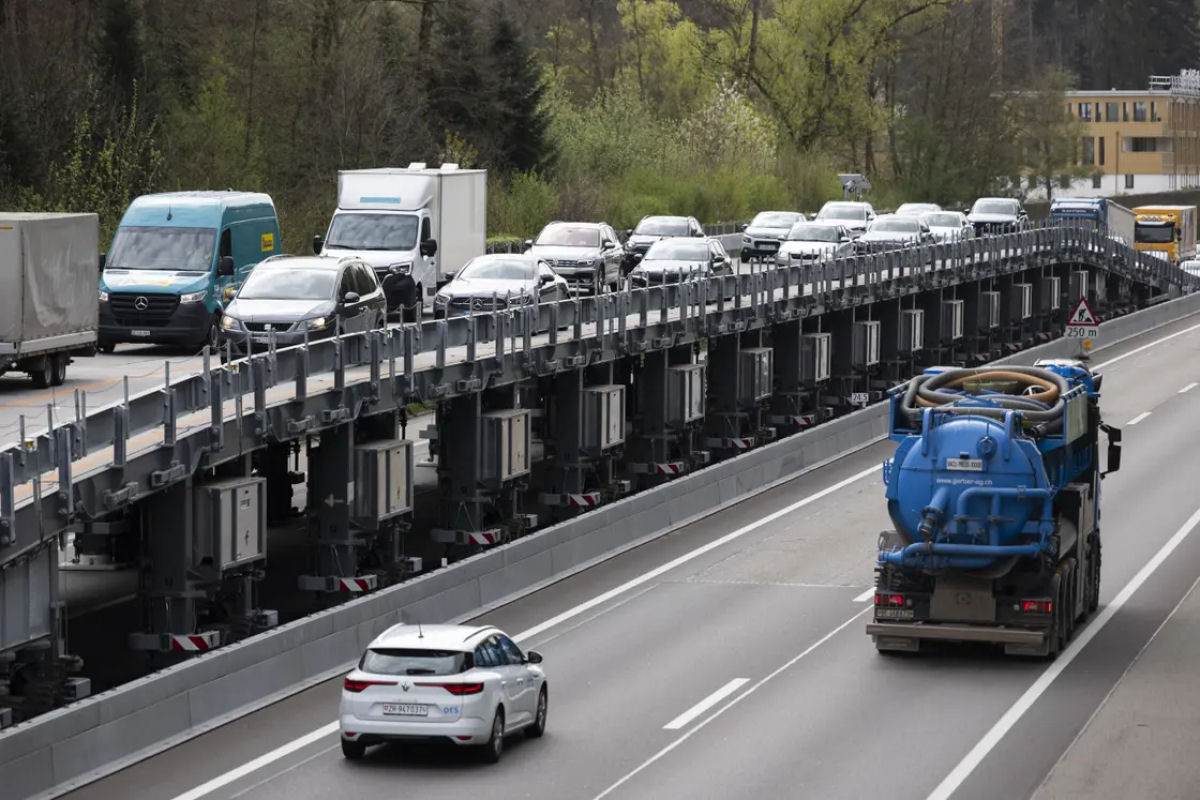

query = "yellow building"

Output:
[[1037, 70, 1200, 198]]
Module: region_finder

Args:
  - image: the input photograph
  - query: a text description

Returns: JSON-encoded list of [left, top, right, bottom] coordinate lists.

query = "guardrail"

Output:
[[5, 283, 1200, 800], [1, 226, 1194, 566]]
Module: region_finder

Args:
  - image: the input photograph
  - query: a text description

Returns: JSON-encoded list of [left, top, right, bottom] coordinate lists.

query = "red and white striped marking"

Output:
[[170, 632, 220, 652], [655, 462, 685, 475], [791, 414, 816, 427], [337, 576, 377, 593], [568, 492, 602, 507], [466, 529, 503, 545], [728, 437, 754, 450]]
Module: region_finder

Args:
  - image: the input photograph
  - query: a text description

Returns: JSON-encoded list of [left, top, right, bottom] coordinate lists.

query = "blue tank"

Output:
[[878, 363, 1096, 573]]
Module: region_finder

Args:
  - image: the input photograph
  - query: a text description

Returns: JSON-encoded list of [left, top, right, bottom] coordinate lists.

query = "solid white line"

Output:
[[169, 722, 339, 800], [512, 462, 881, 642], [925, 502, 1200, 800], [663, 678, 750, 731], [593, 608, 870, 799], [1092, 320, 1200, 369], [852, 588, 876, 603], [1179, 382, 1198, 394], [1126, 411, 1152, 426]]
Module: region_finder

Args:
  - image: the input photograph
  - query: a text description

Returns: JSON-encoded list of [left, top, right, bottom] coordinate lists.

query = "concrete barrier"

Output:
[[5, 290, 1200, 800]]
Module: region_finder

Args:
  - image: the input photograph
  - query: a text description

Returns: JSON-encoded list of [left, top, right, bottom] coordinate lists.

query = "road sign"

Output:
[[849, 392, 870, 407], [1065, 296, 1099, 348]]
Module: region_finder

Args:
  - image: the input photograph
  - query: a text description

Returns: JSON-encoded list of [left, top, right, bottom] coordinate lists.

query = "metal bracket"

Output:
[[149, 462, 187, 489], [103, 482, 139, 510]]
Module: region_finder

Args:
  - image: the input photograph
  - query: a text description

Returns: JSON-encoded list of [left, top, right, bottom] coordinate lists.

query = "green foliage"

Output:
[[488, 172, 560, 239]]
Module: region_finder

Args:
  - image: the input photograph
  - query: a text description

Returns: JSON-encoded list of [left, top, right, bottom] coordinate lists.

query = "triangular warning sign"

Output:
[[1067, 297, 1099, 327]]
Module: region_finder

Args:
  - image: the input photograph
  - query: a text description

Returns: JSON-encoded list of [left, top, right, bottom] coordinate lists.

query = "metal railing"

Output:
[[0, 227, 1194, 564]]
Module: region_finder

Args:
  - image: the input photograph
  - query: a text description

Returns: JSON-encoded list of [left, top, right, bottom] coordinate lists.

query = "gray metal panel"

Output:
[[0, 545, 52, 651]]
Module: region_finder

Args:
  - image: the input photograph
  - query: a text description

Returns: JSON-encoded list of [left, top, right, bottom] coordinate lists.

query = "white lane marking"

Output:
[[1179, 382, 1198, 394], [925, 502, 1200, 800], [853, 588, 876, 603], [169, 722, 339, 800], [1093, 320, 1200, 369], [594, 608, 870, 799], [664, 678, 750, 731], [228, 744, 339, 799], [167, 323, 1200, 800], [1126, 411, 1152, 426], [513, 463, 880, 641]]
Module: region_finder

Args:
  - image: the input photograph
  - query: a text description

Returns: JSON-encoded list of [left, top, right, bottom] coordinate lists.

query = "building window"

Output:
[[1125, 174, 1135, 189], [1082, 137, 1096, 165], [1123, 101, 1129, 121], [1095, 103, 1101, 120], [1151, 101, 1159, 121], [1099, 136, 1106, 165], [1134, 101, 1147, 121], [1078, 102, 1092, 121], [1129, 137, 1160, 152], [1106, 102, 1120, 122], [1093, 173, 1103, 189]]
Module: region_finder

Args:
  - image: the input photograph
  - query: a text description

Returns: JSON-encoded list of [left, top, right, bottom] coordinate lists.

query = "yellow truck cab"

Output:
[[1133, 205, 1197, 264]]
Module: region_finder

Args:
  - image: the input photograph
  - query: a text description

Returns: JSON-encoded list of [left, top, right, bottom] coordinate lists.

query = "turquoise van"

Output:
[[98, 191, 282, 351]]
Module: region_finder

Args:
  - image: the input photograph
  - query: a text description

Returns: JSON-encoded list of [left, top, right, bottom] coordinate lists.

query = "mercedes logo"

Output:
[[133, 296, 149, 311], [473, 298, 485, 310]]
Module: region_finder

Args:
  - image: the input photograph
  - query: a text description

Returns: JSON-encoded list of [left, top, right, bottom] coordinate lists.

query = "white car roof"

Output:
[[368, 623, 499, 651]]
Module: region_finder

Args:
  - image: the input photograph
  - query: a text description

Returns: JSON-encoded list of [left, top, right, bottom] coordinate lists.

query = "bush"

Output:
[[488, 171, 559, 239]]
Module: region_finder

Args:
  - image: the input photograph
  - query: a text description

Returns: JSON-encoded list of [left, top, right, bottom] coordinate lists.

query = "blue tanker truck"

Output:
[[867, 360, 1122, 657]]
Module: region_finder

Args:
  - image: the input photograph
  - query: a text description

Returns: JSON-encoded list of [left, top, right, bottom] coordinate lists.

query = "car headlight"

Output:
[[304, 316, 327, 330], [433, 293, 449, 307], [388, 262, 412, 275], [220, 314, 239, 330], [180, 290, 207, 304], [98, 290, 109, 302]]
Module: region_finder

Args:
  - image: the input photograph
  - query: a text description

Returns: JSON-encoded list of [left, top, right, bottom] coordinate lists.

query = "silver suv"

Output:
[[526, 221, 623, 295]]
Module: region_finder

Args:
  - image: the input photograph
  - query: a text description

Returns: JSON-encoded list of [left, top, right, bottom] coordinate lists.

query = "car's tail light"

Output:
[[1021, 600, 1053, 614], [415, 682, 485, 695], [874, 593, 906, 607], [343, 677, 397, 692]]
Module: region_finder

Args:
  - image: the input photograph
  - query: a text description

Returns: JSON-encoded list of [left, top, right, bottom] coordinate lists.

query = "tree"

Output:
[[94, 0, 145, 103], [487, 10, 554, 174]]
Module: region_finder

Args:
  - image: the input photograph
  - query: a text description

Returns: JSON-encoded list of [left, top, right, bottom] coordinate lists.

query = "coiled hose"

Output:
[[899, 366, 1069, 429]]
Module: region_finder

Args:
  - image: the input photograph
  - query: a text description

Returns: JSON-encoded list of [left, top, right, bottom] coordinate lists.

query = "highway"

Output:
[[52, 314, 1200, 800]]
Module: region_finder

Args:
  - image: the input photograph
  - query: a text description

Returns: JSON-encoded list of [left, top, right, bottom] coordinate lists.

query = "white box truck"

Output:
[[0, 213, 99, 386], [314, 163, 486, 320]]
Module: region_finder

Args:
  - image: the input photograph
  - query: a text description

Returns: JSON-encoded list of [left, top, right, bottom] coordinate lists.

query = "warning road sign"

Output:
[[1067, 297, 1099, 327], [1065, 296, 1099, 349]]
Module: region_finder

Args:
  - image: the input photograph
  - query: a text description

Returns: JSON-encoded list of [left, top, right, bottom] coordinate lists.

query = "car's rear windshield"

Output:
[[361, 648, 472, 676]]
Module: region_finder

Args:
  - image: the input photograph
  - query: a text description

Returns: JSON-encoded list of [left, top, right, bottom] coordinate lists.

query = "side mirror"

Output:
[[603, 240, 616, 250], [217, 255, 235, 277], [625, 228, 633, 238], [98, 252, 107, 272], [538, 272, 553, 284], [1101, 423, 1122, 477], [524, 239, 534, 249], [525, 650, 543, 664], [343, 291, 361, 305], [739, 222, 749, 231], [420, 238, 438, 257], [312, 234, 324, 255]]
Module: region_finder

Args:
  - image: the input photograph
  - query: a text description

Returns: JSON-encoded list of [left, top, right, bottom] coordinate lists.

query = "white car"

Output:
[[814, 200, 876, 235], [775, 222, 855, 264], [921, 211, 974, 243], [339, 624, 547, 763]]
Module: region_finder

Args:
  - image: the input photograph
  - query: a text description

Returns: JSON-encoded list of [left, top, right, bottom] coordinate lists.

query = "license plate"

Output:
[[382, 703, 428, 716], [131, 329, 151, 337], [875, 608, 915, 620], [761, 242, 778, 250], [946, 458, 983, 472]]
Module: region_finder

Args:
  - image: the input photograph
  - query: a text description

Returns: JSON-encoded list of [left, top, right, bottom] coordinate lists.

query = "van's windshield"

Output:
[[326, 213, 419, 251], [107, 227, 216, 271]]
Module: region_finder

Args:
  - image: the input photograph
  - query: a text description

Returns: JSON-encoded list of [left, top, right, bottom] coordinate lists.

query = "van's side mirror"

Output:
[[217, 256, 235, 277], [312, 234, 324, 255], [342, 291, 361, 305], [1101, 423, 1122, 477], [98, 252, 106, 272], [524, 650, 543, 664], [420, 239, 438, 257]]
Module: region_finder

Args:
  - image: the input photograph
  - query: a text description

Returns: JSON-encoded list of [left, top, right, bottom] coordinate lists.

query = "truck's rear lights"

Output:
[[415, 682, 485, 695], [1021, 600, 1053, 614], [344, 677, 397, 692], [874, 593, 906, 607]]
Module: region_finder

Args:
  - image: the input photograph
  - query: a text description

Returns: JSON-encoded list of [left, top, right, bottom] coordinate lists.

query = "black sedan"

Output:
[[219, 255, 387, 352], [433, 254, 569, 317]]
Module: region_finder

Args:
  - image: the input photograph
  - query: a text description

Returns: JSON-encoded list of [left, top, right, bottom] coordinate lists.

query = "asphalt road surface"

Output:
[[57, 315, 1200, 800]]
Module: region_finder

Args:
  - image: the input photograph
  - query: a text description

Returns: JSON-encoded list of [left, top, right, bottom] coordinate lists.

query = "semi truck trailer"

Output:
[[867, 360, 1121, 657], [1049, 197, 1135, 245]]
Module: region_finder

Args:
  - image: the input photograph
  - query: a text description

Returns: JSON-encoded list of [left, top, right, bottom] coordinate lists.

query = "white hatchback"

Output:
[[339, 623, 548, 763]]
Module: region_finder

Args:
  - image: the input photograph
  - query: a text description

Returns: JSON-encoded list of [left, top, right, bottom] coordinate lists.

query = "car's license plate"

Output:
[[132, 329, 150, 337], [875, 608, 915, 620], [382, 703, 428, 716], [761, 242, 778, 250]]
